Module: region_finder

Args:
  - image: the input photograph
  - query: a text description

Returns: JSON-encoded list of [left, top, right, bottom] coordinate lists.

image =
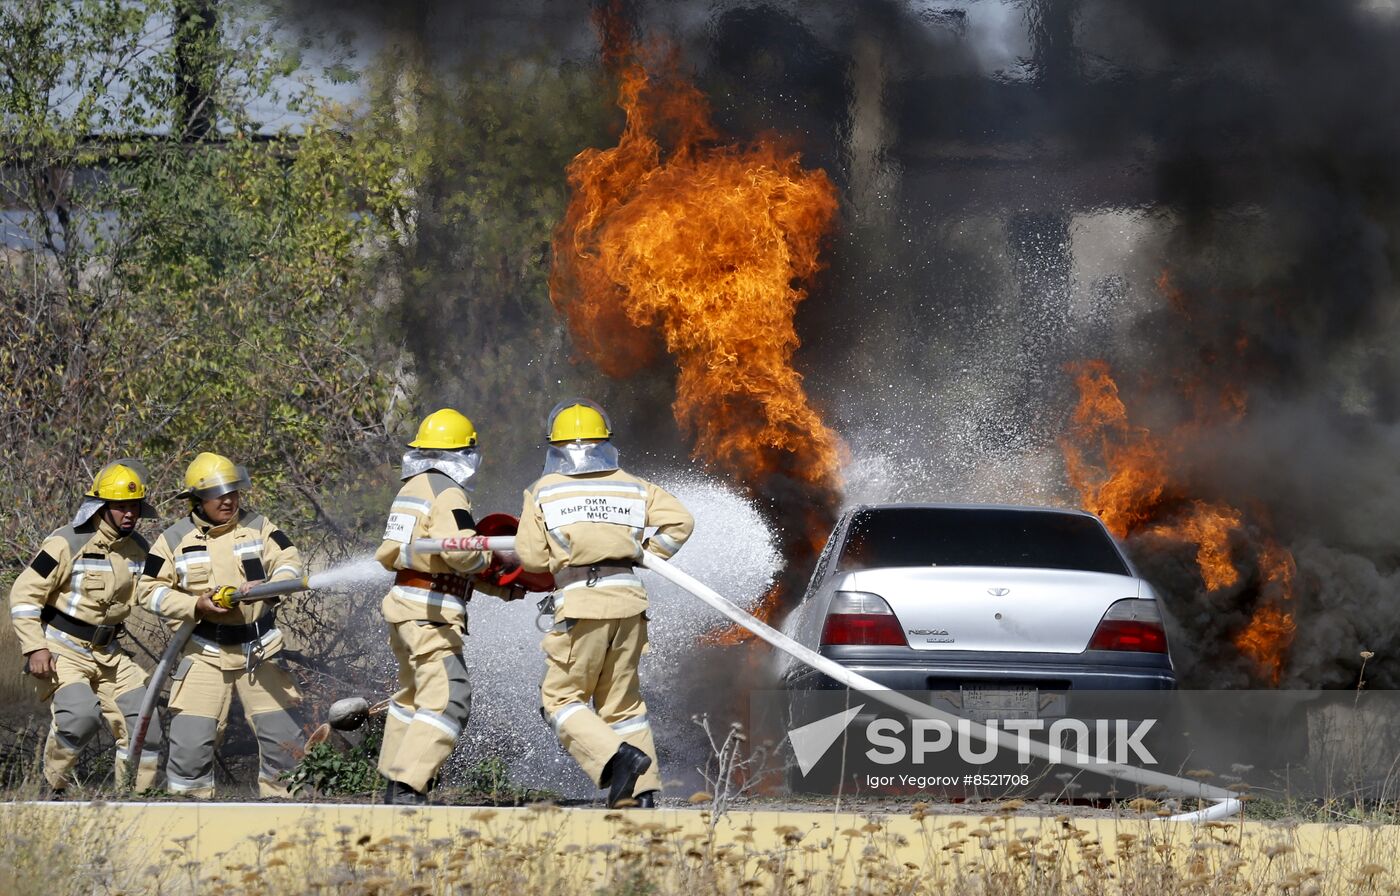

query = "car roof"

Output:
[[842, 502, 1102, 520]]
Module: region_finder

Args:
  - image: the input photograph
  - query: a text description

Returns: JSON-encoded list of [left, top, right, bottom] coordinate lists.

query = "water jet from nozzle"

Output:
[[224, 576, 313, 605]]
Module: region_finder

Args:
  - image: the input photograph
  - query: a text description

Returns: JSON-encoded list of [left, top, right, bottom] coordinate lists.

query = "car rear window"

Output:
[[838, 508, 1131, 575]]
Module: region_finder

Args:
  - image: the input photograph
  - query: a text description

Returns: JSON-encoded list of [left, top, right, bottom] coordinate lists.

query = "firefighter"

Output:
[[140, 452, 306, 798], [374, 408, 493, 805], [8, 460, 197, 795], [516, 400, 693, 808]]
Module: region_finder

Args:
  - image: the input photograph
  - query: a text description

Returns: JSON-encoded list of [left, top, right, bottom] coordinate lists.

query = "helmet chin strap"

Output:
[[97, 502, 138, 537]]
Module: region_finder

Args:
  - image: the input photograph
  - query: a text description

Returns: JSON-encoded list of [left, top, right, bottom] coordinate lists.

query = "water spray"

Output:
[[408, 535, 1241, 822]]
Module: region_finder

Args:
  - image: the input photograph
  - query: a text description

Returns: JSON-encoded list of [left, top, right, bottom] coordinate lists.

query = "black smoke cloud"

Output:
[[686, 1, 1400, 688], [1041, 2, 1400, 687], [273, 0, 1400, 688]]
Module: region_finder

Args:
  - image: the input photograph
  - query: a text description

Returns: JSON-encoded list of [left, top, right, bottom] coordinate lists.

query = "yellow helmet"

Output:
[[409, 408, 477, 449], [86, 463, 146, 501], [179, 452, 251, 500], [548, 400, 612, 443]]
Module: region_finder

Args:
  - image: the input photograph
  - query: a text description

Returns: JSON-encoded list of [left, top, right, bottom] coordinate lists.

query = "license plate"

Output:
[[960, 686, 1038, 719]]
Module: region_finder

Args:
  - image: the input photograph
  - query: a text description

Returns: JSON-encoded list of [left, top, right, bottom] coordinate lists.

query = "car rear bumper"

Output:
[[782, 646, 1176, 692]]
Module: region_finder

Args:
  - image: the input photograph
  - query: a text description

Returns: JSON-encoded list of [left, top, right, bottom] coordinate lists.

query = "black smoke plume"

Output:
[[272, 0, 1400, 689]]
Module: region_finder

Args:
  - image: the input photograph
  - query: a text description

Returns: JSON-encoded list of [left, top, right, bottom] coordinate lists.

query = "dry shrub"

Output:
[[0, 803, 172, 896], [103, 806, 1400, 895]]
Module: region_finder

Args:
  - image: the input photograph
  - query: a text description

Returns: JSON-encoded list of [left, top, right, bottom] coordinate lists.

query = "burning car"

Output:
[[779, 503, 1176, 715]]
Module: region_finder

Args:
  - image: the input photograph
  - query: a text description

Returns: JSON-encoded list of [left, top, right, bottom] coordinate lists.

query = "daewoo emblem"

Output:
[[987, 587, 1010, 596]]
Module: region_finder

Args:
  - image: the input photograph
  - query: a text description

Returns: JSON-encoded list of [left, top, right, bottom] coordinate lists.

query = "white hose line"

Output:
[[412, 536, 1241, 821], [1166, 796, 1243, 823], [407, 536, 517, 566]]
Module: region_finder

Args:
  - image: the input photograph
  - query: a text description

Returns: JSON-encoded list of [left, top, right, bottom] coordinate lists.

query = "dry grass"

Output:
[[4, 800, 1394, 896], [0, 801, 178, 895], [204, 813, 1400, 896], [0, 623, 41, 711]]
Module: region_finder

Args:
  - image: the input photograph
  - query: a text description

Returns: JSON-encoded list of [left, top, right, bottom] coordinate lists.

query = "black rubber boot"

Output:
[[387, 779, 428, 806], [601, 743, 652, 809], [634, 790, 658, 809]]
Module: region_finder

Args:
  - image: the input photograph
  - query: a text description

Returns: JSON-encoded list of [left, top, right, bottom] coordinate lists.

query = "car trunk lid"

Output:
[[840, 567, 1141, 653]]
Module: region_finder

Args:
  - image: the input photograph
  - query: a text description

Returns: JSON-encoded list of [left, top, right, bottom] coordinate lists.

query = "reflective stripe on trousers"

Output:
[[42, 646, 159, 792], [538, 614, 661, 796], [377, 619, 472, 793], [165, 651, 302, 799]]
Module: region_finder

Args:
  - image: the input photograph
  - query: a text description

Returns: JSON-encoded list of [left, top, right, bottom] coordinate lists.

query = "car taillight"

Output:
[[821, 591, 907, 646], [1088, 599, 1168, 653]]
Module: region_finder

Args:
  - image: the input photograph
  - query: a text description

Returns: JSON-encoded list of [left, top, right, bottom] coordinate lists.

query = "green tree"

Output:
[[380, 56, 628, 504], [0, 0, 417, 708], [0, 0, 413, 564], [0, 2, 630, 773]]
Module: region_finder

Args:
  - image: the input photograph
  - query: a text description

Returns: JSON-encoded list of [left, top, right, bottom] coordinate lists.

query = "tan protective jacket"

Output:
[[9, 518, 196, 657], [375, 471, 491, 628], [141, 509, 303, 670], [516, 469, 693, 620]]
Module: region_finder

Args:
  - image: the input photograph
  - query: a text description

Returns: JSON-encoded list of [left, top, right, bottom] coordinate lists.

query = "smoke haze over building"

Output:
[[273, 0, 1400, 692]]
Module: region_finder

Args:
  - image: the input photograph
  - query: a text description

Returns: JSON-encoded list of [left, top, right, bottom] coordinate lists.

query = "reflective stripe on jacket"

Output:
[[516, 469, 693, 620], [8, 518, 155, 656], [375, 471, 490, 627], [141, 508, 302, 669]]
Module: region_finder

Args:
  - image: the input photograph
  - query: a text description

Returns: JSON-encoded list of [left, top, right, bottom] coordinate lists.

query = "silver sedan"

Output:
[[780, 503, 1176, 715]]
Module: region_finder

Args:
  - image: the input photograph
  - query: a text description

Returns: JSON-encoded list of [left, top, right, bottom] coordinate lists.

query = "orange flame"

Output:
[[1062, 359, 1297, 684], [1233, 540, 1297, 685], [1156, 270, 1192, 320], [551, 30, 843, 494], [1061, 360, 1167, 537], [1153, 501, 1242, 592], [1233, 604, 1296, 686]]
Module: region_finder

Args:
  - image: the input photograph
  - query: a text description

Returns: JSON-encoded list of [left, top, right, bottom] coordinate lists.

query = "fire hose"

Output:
[[125, 536, 1241, 821], [410, 535, 1241, 822], [124, 577, 314, 790]]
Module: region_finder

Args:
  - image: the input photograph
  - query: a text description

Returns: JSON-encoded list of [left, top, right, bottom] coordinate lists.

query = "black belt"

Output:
[[194, 609, 278, 645], [41, 605, 123, 649]]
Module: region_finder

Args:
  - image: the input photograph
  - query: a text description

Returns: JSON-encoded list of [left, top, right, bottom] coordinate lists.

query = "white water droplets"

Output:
[[306, 555, 393, 590], [444, 471, 780, 797]]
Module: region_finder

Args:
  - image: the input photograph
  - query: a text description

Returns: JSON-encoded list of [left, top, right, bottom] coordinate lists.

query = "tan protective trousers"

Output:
[[377, 620, 472, 793], [166, 653, 303, 798], [540, 614, 661, 796], [43, 645, 161, 792]]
